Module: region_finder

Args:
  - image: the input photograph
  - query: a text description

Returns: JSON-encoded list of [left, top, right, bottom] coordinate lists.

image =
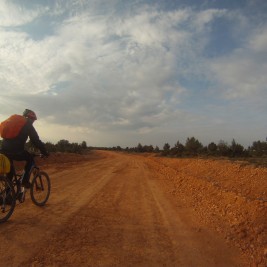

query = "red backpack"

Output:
[[0, 115, 27, 139]]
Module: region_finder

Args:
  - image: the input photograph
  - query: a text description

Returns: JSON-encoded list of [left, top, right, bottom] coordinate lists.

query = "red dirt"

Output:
[[0, 150, 266, 267]]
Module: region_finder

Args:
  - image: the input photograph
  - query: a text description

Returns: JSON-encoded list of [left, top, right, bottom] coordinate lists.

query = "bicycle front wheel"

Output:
[[0, 176, 16, 223], [30, 171, 51, 206]]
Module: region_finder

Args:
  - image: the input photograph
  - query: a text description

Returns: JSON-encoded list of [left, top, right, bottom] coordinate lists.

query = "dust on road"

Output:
[[0, 151, 266, 266]]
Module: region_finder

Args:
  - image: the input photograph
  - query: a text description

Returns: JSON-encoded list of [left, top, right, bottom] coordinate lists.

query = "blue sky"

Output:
[[0, 0, 267, 148]]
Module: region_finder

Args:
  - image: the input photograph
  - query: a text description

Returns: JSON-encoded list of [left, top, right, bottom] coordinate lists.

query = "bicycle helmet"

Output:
[[23, 109, 37, 121]]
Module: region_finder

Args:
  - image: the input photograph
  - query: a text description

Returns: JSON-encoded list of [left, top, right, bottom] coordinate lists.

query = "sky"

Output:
[[0, 0, 267, 149]]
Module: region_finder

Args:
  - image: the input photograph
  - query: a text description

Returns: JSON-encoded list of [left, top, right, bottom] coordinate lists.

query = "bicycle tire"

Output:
[[0, 176, 16, 223], [30, 171, 51, 206]]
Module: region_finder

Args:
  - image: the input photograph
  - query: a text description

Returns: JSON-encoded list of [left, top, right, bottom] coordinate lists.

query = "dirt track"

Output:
[[0, 150, 266, 267]]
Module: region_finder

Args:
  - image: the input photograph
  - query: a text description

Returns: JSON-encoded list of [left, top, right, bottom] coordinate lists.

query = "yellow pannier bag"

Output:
[[0, 154, 11, 174]]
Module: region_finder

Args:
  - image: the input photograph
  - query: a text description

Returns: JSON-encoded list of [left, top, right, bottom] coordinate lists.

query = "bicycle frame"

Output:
[[0, 153, 51, 223], [10, 157, 40, 202]]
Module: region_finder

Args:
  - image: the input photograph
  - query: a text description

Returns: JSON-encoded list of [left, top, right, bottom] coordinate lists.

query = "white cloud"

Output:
[[0, 0, 45, 27], [0, 1, 266, 147], [209, 24, 267, 103], [248, 26, 267, 53], [193, 8, 227, 31]]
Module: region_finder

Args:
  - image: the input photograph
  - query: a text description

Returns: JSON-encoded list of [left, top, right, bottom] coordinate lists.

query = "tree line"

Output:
[[109, 137, 267, 158], [0, 139, 88, 154], [43, 140, 88, 153], [1, 137, 267, 158]]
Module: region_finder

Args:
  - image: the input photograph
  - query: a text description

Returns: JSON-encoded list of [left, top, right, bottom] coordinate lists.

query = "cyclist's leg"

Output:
[[7, 151, 33, 188], [21, 151, 33, 188]]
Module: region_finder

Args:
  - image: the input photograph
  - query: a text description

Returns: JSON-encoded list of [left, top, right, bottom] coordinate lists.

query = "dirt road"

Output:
[[0, 151, 266, 266]]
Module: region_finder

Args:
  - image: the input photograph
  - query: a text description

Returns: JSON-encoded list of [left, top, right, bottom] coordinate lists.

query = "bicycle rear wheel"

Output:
[[30, 171, 51, 206], [0, 176, 16, 223]]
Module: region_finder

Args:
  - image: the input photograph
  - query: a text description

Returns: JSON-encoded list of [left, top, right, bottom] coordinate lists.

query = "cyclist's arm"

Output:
[[28, 124, 49, 156]]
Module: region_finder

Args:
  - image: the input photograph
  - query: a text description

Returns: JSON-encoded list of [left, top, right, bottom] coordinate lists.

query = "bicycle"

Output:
[[0, 153, 51, 223]]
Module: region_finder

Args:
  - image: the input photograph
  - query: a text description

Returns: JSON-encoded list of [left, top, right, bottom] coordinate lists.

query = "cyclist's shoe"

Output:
[[22, 180, 31, 189]]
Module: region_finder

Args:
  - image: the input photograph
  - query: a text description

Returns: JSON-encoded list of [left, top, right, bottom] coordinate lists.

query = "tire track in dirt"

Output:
[[0, 153, 121, 267], [144, 155, 267, 266], [14, 152, 246, 267], [137, 157, 244, 267]]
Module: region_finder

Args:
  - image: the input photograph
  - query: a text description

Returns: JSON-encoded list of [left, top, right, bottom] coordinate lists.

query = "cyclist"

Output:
[[0, 109, 49, 188]]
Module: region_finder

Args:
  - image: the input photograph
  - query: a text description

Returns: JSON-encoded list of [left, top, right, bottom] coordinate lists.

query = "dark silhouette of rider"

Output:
[[0, 109, 49, 188]]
